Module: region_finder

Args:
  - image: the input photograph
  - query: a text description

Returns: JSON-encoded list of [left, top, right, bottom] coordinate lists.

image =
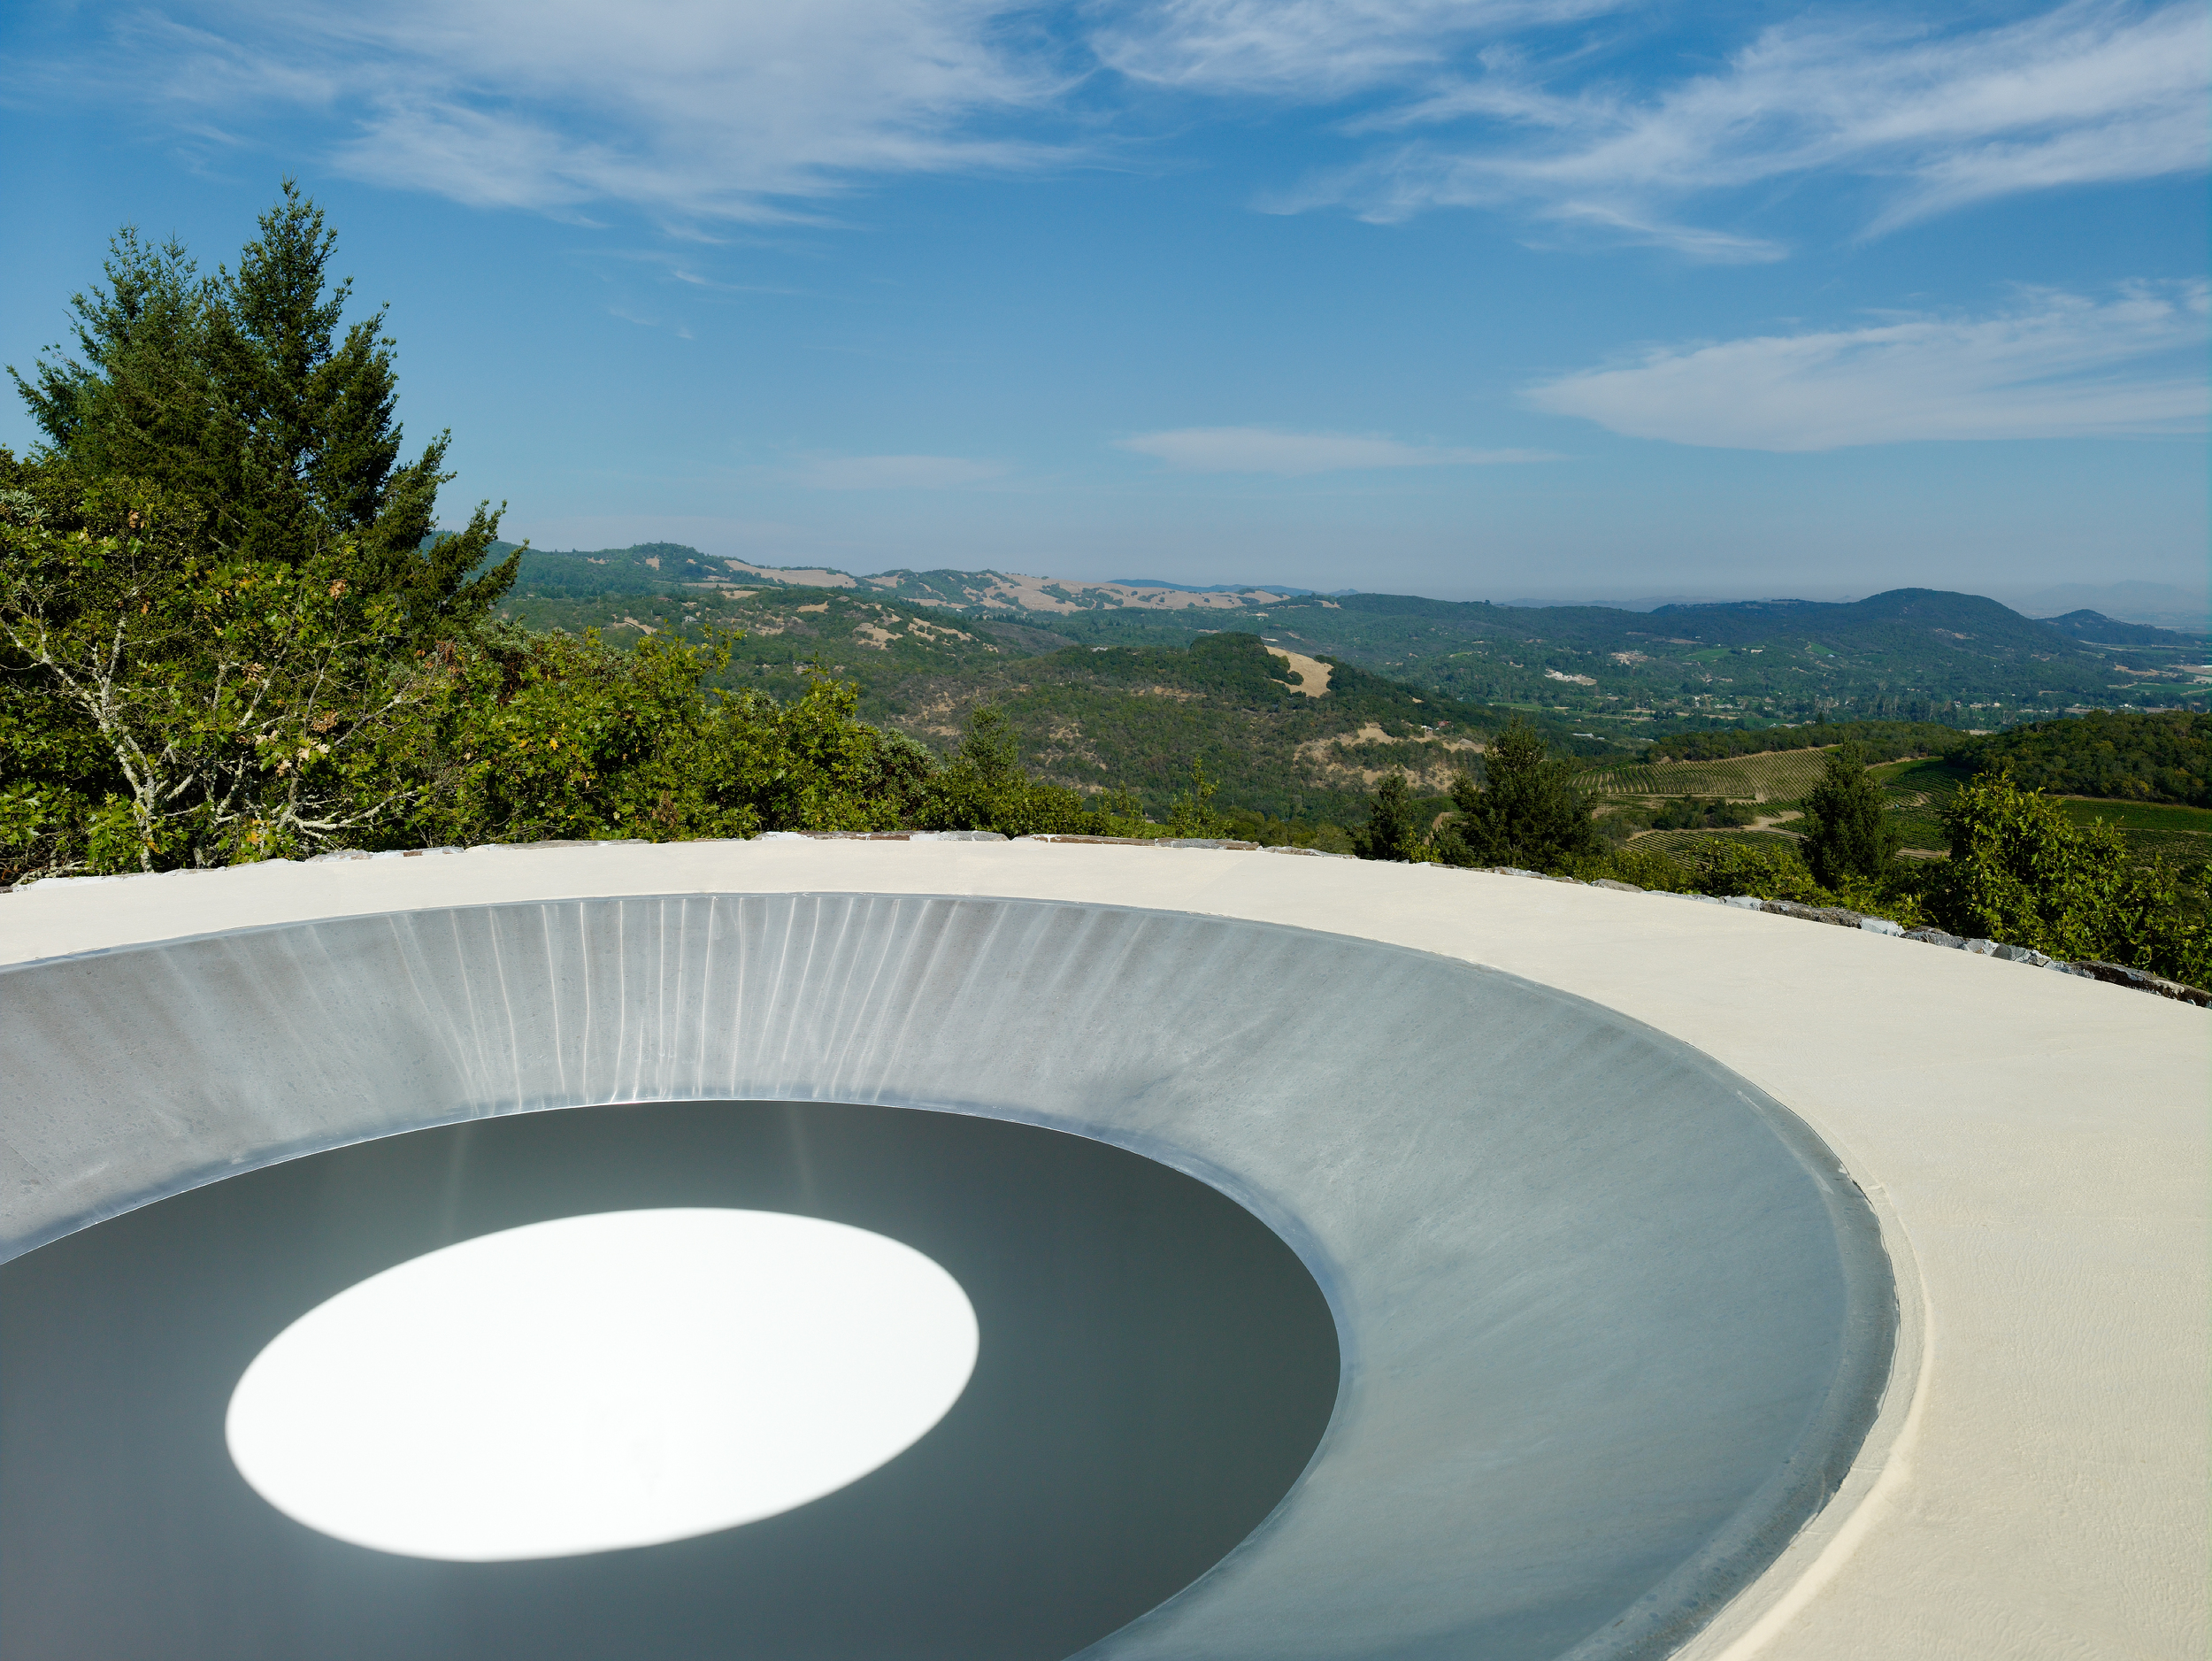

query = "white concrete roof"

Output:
[[3, 836, 2204, 1660]]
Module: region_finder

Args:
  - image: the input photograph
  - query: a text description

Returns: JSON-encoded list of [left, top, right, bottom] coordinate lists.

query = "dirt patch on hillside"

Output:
[[723, 560, 856, 589], [1298, 725, 1483, 761], [1270, 650, 1333, 696], [1298, 726, 1484, 791]]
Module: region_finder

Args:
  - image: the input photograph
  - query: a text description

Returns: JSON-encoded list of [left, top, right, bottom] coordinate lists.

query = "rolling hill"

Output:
[[492, 571, 1526, 825], [479, 541, 2211, 854], [485, 542, 2209, 750]]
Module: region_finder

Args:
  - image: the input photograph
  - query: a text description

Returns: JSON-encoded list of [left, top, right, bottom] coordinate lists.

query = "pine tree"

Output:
[[1798, 744, 1901, 888], [1439, 717, 1600, 872], [9, 182, 515, 641], [1353, 771, 1419, 861]]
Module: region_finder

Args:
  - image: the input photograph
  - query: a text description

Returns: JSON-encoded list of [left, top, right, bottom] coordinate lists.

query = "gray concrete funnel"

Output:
[[0, 892, 1895, 1660]]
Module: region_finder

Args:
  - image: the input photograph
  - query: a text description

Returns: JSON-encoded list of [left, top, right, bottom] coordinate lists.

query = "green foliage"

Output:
[[1925, 771, 2206, 981], [912, 707, 1093, 837], [1568, 842, 1696, 892], [1218, 808, 1355, 854], [1648, 796, 1754, 830], [1647, 720, 1967, 764], [1164, 760, 1233, 838], [1569, 834, 1927, 927], [1678, 839, 1832, 905], [9, 183, 515, 642], [1799, 745, 1903, 888], [1352, 771, 1423, 861], [1434, 717, 1601, 872], [0, 465, 455, 877], [392, 633, 930, 848], [1947, 711, 2208, 807]]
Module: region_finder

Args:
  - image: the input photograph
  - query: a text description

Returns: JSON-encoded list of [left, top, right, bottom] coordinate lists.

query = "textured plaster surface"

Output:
[[2, 838, 2205, 1660]]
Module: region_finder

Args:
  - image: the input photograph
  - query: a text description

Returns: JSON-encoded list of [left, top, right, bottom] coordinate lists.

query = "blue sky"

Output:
[[3, 0, 2205, 604]]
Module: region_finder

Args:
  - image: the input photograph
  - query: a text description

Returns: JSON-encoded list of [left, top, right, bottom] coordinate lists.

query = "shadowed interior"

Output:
[[0, 1099, 1341, 1661]]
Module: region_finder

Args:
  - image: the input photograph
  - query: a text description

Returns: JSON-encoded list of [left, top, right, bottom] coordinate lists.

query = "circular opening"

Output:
[[2, 1098, 1339, 1661], [225, 1209, 979, 1562]]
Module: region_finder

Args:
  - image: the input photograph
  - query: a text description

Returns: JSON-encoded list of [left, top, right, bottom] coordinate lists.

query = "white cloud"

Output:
[[1293, 0, 2209, 249], [781, 454, 1009, 489], [1091, 0, 1617, 99], [1118, 427, 1556, 473], [1525, 283, 2209, 450], [106, 0, 1060, 220], [55, 0, 2211, 250]]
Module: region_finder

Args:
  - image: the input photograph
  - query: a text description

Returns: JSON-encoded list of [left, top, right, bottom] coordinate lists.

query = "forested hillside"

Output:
[[2038, 610, 2207, 648], [497, 570, 1533, 824], [1644, 719, 1968, 763], [1947, 711, 2209, 807], [498, 543, 2210, 747], [11, 194, 2204, 917]]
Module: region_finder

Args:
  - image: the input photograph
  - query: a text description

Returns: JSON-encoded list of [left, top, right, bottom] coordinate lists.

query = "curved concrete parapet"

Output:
[[0, 839, 2204, 1660], [1, 894, 1888, 1660]]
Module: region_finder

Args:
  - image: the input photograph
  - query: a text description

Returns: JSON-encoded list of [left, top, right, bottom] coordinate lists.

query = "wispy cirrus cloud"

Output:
[[1279, 0, 2209, 250], [1091, 0, 1621, 98], [85, 0, 1063, 222], [1118, 427, 1557, 473], [32, 0, 2210, 254], [780, 453, 1009, 489], [1525, 282, 2209, 450]]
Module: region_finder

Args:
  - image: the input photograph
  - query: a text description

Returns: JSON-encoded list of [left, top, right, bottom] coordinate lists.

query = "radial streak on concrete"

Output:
[[0, 839, 2204, 1660]]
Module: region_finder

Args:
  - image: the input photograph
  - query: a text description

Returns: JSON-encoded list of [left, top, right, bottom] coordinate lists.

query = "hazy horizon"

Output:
[[500, 535, 2210, 627]]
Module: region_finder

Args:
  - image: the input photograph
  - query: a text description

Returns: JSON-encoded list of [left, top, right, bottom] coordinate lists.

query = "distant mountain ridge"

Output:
[[482, 539, 2211, 738], [1107, 578, 1356, 597], [2004, 581, 2208, 633], [485, 540, 2205, 643], [2037, 610, 2206, 648]]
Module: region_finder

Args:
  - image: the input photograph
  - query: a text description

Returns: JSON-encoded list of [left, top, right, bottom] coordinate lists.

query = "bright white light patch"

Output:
[[226, 1209, 978, 1561]]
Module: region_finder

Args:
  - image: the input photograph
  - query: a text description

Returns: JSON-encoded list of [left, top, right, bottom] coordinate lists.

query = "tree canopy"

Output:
[[1433, 717, 1601, 872], [1947, 711, 2208, 807], [1352, 771, 1424, 861], [1646, 720, 1965, 764], [1798, 744, 1902, 888], [10, 182, 513, 642], [1924, 771, 2204, 980]]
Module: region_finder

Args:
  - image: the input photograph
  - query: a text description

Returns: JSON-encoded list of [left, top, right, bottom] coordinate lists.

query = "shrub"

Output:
[[1569, 843, 1695, 892], [1649, 796, 1754, 831], [914, 706, 1092, 837], [1926, 771, 2206, 982], [1681, 838, 1830, 904]]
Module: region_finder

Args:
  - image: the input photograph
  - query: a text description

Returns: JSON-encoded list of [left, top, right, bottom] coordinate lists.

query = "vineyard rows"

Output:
[[1584, 749, 1833, 802]]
